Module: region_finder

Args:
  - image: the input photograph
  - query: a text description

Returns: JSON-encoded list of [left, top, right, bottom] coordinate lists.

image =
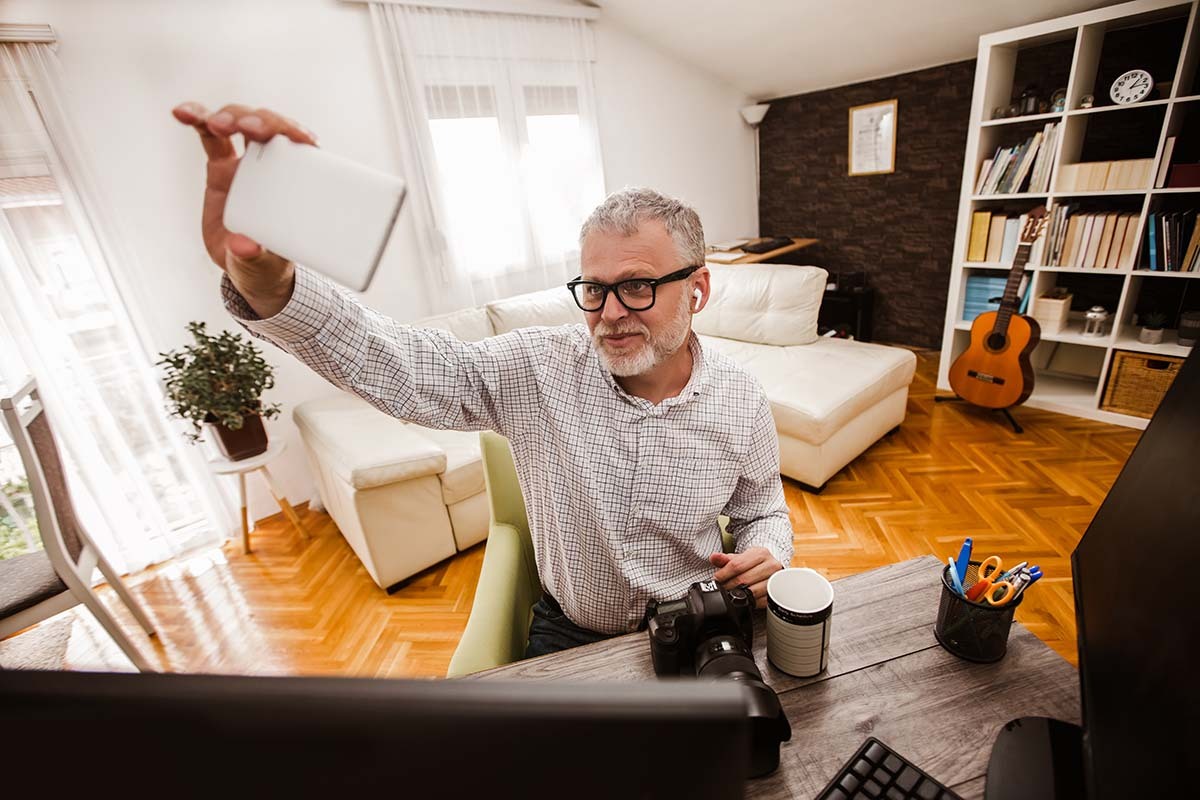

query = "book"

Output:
[[1074, 215, 1096, 267], [1083, 214, 1108, 268], [968, 211, 992, 261], [1010, 132, 1043, 194], [986, 215, 1008, 262], [1156, 138, 1176, 189], [1118, 214, 1141, 270], [1095, 213, 1118, 268], [963, 274, 1009, 321], [1056, 163, 1078, 193], [1033, 123, 1059, 192], [1182, 212, 1200, 271], [1106, 214, 1132, 270], [975, 158, 994, 194], [1060, 214, 1083, 267], [987, 147, 1016, 194], [1000, 217, 1021, 263], [1149, 214, 1159, 270]]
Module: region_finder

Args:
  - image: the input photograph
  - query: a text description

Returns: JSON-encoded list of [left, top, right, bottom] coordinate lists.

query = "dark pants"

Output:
[[524, 592, 619, 659]]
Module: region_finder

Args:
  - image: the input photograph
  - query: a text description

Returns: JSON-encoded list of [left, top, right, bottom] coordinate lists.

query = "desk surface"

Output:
[[474, 556, 1080, 799], [707, 237, 819, 264]]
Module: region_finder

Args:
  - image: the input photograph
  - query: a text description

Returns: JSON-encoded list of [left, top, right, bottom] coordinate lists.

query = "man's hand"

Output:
[[171, 101, 318, 317], [709, 547, 784, 609]]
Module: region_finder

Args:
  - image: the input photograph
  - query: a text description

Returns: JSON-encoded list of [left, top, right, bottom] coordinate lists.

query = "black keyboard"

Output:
[[816, 737, 963, 800], [741, 236, 794, 254]]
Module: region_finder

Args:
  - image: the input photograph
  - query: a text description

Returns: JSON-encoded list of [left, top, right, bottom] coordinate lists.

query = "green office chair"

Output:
[[446, 432, 541, 678], [445, 431, 735, 678]]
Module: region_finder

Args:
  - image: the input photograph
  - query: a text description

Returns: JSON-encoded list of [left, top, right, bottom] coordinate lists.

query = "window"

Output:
[[420, 67, 603, 283]]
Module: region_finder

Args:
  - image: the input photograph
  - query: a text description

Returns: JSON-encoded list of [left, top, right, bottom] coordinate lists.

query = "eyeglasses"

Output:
[[566, 265, 701, 312]]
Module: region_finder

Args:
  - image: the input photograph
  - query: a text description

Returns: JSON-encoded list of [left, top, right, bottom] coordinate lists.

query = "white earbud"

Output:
[[692, 288, 702, 311]]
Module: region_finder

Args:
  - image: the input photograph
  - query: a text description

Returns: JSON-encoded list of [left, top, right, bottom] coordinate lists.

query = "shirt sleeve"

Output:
[[219, 264, 543, 436], [722, 390, 794, 568]]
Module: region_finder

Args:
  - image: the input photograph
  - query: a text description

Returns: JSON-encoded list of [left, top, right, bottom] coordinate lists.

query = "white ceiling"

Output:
[[593, 0, 1123, 99]]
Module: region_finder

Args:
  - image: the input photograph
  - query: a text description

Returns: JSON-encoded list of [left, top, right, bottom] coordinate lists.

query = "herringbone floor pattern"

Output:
[[4, 350, 1140, 675]]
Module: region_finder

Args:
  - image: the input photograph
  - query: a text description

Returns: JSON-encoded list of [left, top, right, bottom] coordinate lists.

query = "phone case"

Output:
[[223, 138, 407, 292]]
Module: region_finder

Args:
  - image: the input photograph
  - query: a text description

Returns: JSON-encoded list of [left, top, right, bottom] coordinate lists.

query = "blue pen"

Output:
[[1012, 568, 1043, 600], [954, 538, 973, 585], [947, 557, 966, 596], [999, 561, 1028, 581]]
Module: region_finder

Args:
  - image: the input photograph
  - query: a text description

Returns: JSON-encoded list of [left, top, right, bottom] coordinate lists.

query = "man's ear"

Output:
[[690, 266, 711, 313]]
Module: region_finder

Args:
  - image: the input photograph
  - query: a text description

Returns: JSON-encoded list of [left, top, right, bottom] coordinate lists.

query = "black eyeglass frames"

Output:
[[566, 265, 701, 312]]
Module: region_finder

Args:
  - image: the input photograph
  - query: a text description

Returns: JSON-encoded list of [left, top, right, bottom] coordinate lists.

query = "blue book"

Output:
[[1149, 214, 1159, 270]]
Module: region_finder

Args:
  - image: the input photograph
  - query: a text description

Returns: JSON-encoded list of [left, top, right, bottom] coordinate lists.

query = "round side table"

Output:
[[208, 440, 309, 554]]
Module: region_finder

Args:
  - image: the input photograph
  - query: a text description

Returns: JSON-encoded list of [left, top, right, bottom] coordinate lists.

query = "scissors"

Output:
[[964, 555, 1017, 606]]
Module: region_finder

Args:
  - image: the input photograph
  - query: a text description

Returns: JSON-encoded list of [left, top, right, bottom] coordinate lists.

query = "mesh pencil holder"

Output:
[[934, 560, 1024, 663]]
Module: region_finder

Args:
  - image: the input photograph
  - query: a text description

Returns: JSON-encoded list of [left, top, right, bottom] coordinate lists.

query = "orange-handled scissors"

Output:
[[964, 555, 1016, 606]]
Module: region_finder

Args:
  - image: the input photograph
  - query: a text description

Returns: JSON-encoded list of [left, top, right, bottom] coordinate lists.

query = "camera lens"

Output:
[[695, 634, 760, 680]]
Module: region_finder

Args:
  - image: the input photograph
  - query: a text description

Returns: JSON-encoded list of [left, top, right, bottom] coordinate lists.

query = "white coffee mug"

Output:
[[766, 567, 834, 677]]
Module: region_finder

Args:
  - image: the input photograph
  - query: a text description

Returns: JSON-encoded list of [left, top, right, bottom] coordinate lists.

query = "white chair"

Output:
[[0, 378, 156, 671]]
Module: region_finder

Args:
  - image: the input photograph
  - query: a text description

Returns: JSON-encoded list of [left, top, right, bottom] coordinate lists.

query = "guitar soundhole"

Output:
[[986, 333, 1008, 351]]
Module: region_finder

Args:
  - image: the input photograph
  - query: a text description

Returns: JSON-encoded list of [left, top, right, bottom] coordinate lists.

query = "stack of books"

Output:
[[1141, 209, 1199, 271], [963, 273, 1032, 322], [967, 211, 1046, 265], [1040, 207, 1140, 269], [1056, 159, 1155, 192], [974, 122, 1058, 195]]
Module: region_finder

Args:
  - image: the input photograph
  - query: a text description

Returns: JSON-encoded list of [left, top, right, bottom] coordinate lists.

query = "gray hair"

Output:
[[579, 187, 706, 268]]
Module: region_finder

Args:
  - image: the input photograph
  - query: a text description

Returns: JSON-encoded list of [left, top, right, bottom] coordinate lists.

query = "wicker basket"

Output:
[[1101, 350, 1185, 418]]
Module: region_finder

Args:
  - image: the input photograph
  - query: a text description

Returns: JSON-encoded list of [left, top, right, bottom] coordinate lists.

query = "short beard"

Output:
[[593, 288, 692, 377]]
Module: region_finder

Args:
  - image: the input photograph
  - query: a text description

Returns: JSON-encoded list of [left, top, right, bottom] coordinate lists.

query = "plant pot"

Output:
[[205, 412, 268, 461], [1139, 327, 1165, 345]]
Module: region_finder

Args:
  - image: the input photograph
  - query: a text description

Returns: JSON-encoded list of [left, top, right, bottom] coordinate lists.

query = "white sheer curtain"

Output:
[[0, 42, 232, 573], [368, 3, 606, 312]]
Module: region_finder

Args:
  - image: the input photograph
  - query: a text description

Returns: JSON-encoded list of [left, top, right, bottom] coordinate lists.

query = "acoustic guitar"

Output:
[[949, 207, 1049, 409]]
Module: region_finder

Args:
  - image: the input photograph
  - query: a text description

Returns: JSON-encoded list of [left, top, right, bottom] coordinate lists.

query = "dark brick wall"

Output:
[[758, 60, 977, 348]]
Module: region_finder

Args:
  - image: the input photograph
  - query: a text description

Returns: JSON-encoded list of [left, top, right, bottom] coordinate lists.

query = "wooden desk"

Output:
[[474, 556, 1079, 799], [707, 237, 819, 265]]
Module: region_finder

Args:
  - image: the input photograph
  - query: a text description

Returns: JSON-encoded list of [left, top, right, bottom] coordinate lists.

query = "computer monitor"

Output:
[[987, 348, 1198, 799], [0, 670, 750, 798], [1071, 347, 1198, 798]]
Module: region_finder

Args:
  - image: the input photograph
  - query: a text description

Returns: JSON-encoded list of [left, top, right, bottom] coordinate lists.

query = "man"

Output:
[[173, 101, 793, 657]]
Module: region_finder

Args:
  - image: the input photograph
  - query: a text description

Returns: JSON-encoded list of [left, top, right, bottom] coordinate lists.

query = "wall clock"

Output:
[[1110, 69, 1154, 104]]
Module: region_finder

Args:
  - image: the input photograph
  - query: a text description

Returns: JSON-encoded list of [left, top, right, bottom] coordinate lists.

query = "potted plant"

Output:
[[157, 321, 281, 460], [1138, 311, 1168, 345]]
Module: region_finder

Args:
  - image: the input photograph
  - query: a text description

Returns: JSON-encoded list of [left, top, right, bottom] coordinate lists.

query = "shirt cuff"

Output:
[[220, 264, 338, 344], [733, 523, 794, 567]]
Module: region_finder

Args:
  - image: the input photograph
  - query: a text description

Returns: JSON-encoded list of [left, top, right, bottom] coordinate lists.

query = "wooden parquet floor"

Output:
[[3, 350, 1141, 676]]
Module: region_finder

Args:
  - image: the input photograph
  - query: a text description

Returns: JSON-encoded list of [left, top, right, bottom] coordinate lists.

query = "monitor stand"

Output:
[[985, 717, 1084, 800]]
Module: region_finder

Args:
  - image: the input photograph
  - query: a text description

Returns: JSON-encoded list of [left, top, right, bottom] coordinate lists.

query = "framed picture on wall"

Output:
[[848, 99, 897, 176]]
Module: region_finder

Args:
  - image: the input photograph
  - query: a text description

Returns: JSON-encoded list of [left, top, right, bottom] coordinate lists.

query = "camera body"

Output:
[[645, 581, 791, 778], [646, 580, 754, 677]]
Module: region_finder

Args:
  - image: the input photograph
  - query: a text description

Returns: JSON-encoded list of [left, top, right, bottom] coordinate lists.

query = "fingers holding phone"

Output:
[[173, 101, 317, 314]]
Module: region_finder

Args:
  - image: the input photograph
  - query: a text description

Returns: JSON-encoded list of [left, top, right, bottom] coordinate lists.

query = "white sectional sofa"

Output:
[[294, 264, 916, 591]]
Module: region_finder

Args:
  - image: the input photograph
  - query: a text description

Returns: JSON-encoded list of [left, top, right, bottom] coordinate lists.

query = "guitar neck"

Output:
[[994, 244, 1031, 331]]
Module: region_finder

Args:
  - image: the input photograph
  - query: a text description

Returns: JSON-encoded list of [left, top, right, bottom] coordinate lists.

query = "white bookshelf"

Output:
[[938, 0, 1200, 430]]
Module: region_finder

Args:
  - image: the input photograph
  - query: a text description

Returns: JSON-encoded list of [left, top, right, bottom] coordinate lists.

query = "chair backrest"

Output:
[[0, 378, 86, 568], [479, 430, 530, 536]]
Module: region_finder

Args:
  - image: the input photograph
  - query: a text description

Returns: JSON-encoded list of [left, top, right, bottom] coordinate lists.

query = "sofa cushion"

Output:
[[693, 264, 826, 346], [411, 426, 485, 506], [416, 306, 494, 342], [699, 335, 916, 445], [486, 286, 580, 334], [293, 394, 447, 490]]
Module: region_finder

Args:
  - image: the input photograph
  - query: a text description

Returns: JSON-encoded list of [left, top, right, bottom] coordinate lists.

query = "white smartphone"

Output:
[[223, 137, 407, 292]]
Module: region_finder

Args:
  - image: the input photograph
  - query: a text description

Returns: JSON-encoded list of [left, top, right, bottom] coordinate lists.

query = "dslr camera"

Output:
[[645, 580, 792, 777]]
